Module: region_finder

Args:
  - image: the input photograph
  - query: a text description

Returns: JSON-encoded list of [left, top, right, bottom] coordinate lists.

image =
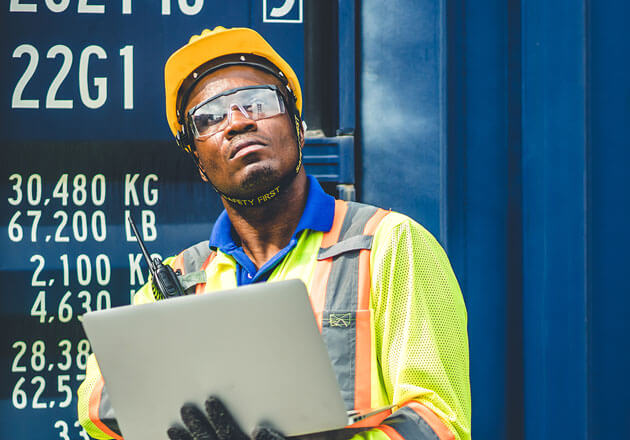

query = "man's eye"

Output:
[[245, 102, 265, 116], [198, 113, 224, 126]]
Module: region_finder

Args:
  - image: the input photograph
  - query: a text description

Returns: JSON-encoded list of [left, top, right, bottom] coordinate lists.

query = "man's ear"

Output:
[[191, 150, 209, 182], [300, 120, 307, 148]]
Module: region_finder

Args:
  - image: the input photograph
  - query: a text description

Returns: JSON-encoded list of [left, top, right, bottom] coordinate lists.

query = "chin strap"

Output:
[[188, 123, 303, 208]]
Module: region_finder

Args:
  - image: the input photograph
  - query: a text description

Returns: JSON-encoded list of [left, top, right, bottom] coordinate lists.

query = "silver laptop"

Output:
[[81, 279, 351, 439]]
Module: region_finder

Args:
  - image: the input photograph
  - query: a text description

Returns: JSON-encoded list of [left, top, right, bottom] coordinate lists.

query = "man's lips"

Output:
[[229, 139, 267, 159]]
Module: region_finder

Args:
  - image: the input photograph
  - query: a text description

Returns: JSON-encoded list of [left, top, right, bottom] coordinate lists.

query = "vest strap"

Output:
[[178, 271, 207, 290], [312, 200, 390, 411], [317, 235, 374, 260]]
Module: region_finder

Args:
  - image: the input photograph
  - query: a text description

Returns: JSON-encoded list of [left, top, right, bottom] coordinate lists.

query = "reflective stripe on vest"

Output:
[[168, 240, 216, 295], [380, 400, 456, 440], [88, 376, 123, 439], [311, 200, 390, 412]]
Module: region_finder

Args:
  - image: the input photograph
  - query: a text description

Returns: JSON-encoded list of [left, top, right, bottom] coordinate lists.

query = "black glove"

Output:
[[167, 396, 286, 440]]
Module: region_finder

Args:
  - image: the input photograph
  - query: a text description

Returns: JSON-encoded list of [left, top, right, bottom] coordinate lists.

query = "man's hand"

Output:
[[167, 396, 286, 440]]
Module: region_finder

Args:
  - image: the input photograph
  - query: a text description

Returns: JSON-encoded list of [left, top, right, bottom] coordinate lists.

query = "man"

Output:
[[78, 27, 471, 440]]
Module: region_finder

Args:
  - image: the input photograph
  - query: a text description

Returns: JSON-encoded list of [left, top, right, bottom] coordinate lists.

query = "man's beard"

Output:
[[239, 165, 277, 192]]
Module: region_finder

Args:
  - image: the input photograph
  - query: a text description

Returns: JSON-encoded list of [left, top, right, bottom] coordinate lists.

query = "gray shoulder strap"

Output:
[[176, 240, 213, 293], [317, 201, 381, 410], [181, 240, 212, 274], [317, 202, 379, 260]]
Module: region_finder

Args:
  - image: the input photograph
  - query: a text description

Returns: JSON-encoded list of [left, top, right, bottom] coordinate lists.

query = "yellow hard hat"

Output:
[[164, 26, 303, 138]]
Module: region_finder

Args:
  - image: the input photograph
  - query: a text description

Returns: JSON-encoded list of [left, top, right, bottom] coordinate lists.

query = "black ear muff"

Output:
[[175, 130, 188, 152], [176, 123, 195, 153]]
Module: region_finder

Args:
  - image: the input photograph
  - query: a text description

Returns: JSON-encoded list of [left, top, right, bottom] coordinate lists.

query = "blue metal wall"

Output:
[[588, 1, 630, 438], [359, 1, 630, 439], [2, 0, 628, 439]]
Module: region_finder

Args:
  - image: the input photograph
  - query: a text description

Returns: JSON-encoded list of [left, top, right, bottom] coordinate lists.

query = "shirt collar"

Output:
[[209, 175, 335, 251]]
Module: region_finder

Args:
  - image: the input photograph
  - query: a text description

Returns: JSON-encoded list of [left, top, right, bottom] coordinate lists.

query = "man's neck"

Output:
[[223, 171, 308, 270]]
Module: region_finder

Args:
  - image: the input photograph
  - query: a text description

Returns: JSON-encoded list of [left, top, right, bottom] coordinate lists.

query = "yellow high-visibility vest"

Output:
[[78, 201, 470, 440]]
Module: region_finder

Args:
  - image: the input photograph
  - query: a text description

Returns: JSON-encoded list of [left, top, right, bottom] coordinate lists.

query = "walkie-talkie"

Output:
[[127, 214, 186, 300]]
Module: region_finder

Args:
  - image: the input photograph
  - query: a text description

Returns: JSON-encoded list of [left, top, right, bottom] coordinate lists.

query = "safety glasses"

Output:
[[186, 85, 286, 139]]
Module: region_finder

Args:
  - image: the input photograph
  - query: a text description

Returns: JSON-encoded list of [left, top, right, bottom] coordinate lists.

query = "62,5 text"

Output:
[[11, 338, 91, 410]]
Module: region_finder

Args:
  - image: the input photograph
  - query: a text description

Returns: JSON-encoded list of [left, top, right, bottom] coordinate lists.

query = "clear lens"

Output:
[[190, 86, 285, 139]]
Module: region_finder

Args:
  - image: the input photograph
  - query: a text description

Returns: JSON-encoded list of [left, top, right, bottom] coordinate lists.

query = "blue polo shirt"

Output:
[[208, 175, 335, 285]]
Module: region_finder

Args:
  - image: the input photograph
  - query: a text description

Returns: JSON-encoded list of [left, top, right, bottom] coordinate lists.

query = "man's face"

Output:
[[184, 65, 301, 199]]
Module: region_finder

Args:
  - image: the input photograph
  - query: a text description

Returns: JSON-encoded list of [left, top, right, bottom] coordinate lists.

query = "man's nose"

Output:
[[224, 104, 257, 138]]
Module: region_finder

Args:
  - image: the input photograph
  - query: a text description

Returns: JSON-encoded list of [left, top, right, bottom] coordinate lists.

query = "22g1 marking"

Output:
[[11, 44, 133, 110]]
